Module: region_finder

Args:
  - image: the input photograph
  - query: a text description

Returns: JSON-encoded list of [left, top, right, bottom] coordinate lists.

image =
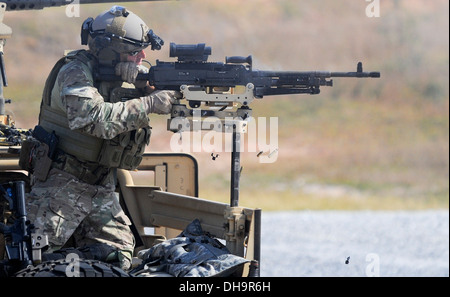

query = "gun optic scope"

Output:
[[170, 43, 211, 62]]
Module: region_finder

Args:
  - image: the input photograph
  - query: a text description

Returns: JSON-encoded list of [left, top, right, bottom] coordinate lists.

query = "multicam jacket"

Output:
[[39, 50, 151, 172]]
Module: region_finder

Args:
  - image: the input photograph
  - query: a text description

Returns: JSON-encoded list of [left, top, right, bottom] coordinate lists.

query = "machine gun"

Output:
[[97, 42, 380, 133]]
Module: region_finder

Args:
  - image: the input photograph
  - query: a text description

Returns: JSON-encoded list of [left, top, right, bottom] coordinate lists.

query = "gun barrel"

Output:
[[331, 71, 380, 78], [331, 62, 380, 78], [5, 0, 166, 11]]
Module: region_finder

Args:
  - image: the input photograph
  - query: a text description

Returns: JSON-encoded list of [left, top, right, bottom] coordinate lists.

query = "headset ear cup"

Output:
[[97, 47, 121, 67], [81, 17, 94, 45]]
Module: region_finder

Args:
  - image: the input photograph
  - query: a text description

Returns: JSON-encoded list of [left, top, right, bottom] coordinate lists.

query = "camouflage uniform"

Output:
[[55, 57, 150, 139], [26, 169, 134, 267], [26, 54, 151, 270], [25, 5, 179, 271]]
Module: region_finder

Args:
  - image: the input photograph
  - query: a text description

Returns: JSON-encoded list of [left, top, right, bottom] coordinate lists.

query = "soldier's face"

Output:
[[121, 50, 146, 65]]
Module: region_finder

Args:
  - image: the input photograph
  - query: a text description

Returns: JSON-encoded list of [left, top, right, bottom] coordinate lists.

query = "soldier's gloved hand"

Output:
[[115, 62, 139, 83], [142, 90, 183, 114], [134, 65, 150, 89]]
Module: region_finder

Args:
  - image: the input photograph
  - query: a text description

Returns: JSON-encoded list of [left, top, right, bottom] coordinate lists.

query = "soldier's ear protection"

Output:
[[81, 17, 113, 47]]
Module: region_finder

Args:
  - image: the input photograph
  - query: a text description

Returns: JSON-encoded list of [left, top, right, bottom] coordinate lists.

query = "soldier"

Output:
[[25, 6, 180, 270]]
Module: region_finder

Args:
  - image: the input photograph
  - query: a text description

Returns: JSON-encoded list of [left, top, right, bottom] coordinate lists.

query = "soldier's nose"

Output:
[[137, 50, 146, 60]]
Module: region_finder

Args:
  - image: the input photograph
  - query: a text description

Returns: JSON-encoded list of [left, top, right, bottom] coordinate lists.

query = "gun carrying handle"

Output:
[[226, 55, 252, 66]]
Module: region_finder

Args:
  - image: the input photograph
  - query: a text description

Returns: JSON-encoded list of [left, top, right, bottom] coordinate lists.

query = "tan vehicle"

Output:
[[1, 147, 261, 277]]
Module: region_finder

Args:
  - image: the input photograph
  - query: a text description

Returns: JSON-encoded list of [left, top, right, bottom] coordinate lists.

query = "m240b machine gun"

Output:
[[97, 43, 380, 133]]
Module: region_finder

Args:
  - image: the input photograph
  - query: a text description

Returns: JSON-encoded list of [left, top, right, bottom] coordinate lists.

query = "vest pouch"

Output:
[[19, 137, 40, 172], [144, 126, 151, 146], [32, 143, 53, 182], [119, 128, 150, 170], [135, 127, 151, 156], [97, 133, 130, 168], [122, 155, 143, 171]]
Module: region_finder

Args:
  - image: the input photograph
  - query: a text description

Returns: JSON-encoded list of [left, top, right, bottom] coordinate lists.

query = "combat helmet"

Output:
[[81, 5, 164, 65]]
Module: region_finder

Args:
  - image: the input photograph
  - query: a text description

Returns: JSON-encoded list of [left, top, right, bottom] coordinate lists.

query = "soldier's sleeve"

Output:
[[56, 60, 150, 140]]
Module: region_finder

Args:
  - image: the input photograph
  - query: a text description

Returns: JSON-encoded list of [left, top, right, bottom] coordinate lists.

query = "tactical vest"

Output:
[[39, 50, 150, 172]]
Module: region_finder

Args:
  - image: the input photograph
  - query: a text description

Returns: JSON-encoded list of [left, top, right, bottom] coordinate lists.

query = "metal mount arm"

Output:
[[167, 86, 252, 208], [168, 84, 254, 133]]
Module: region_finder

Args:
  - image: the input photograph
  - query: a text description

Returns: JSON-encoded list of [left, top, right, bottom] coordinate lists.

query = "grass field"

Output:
[[2, 0, 448, 210]]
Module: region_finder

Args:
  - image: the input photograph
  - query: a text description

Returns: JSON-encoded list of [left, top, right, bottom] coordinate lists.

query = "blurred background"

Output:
[[3, 0, 449, 211]]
